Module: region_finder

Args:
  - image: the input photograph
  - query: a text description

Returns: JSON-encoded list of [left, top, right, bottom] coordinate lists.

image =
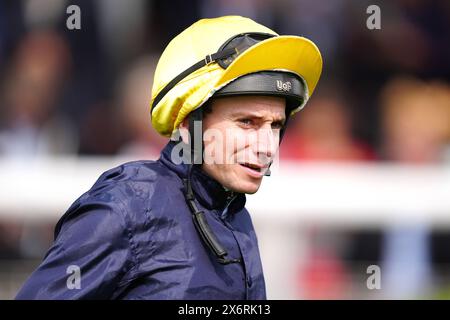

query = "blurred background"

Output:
[[0, 0, 450, 299]]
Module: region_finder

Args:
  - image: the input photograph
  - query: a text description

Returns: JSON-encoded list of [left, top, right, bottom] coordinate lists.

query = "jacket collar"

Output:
[[158, 140, 246, 214]]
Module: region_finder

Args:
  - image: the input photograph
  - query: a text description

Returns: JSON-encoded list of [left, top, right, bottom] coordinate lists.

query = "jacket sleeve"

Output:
[[15, 199, 135, 300]]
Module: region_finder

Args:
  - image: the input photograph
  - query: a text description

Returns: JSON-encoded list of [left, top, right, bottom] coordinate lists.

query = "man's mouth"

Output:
[[240, 163, 261, 171], [239, 162, 268, 176]]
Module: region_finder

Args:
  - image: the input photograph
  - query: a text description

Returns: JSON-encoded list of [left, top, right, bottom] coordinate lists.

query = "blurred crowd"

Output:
[[0, 0, 450, 299], [0, 0, 449, 160]]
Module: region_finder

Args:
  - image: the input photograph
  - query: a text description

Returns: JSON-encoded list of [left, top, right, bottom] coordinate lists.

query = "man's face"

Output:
[[201, 95, 286, 194]]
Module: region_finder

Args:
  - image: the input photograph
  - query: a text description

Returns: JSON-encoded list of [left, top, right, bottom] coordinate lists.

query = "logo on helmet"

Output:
[[276, 80, 291, 92]]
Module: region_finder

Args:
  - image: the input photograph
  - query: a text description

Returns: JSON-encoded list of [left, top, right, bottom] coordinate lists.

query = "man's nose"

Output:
[[255, 126, 279, 159]]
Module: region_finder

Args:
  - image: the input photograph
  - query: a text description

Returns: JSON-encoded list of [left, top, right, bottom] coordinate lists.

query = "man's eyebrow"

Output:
[[231, 111, 263, 119], [231, 112, 286, 124]]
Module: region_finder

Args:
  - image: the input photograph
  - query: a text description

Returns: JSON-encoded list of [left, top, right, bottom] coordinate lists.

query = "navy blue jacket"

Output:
[[16, 141, 266, 299]]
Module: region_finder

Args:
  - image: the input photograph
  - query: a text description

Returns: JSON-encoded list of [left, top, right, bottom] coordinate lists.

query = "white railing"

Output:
[[1, 157, 449, 225]]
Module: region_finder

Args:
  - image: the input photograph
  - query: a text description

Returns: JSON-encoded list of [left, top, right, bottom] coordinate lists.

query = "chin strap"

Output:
[[188, 108, 203, 165], [183, 166, 241, 265]]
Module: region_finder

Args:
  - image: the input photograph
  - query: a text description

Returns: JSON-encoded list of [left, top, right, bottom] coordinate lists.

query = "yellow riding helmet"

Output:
[[150, 15, 323, 137]]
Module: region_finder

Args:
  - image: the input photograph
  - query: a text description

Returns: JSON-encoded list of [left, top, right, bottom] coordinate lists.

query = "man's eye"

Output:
[[239, 119, 253, 126], [271, 122, 284, 130]]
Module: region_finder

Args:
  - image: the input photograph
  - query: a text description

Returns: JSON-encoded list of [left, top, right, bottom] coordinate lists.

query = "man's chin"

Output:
[[228, 181, 262, 194]]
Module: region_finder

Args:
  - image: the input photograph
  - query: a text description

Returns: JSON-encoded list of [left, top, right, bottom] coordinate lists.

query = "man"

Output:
[[16, 16, 322, 299]]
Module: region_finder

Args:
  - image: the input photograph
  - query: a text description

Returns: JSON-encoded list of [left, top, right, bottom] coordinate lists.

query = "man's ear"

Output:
[[179, 117, 190, 144]]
